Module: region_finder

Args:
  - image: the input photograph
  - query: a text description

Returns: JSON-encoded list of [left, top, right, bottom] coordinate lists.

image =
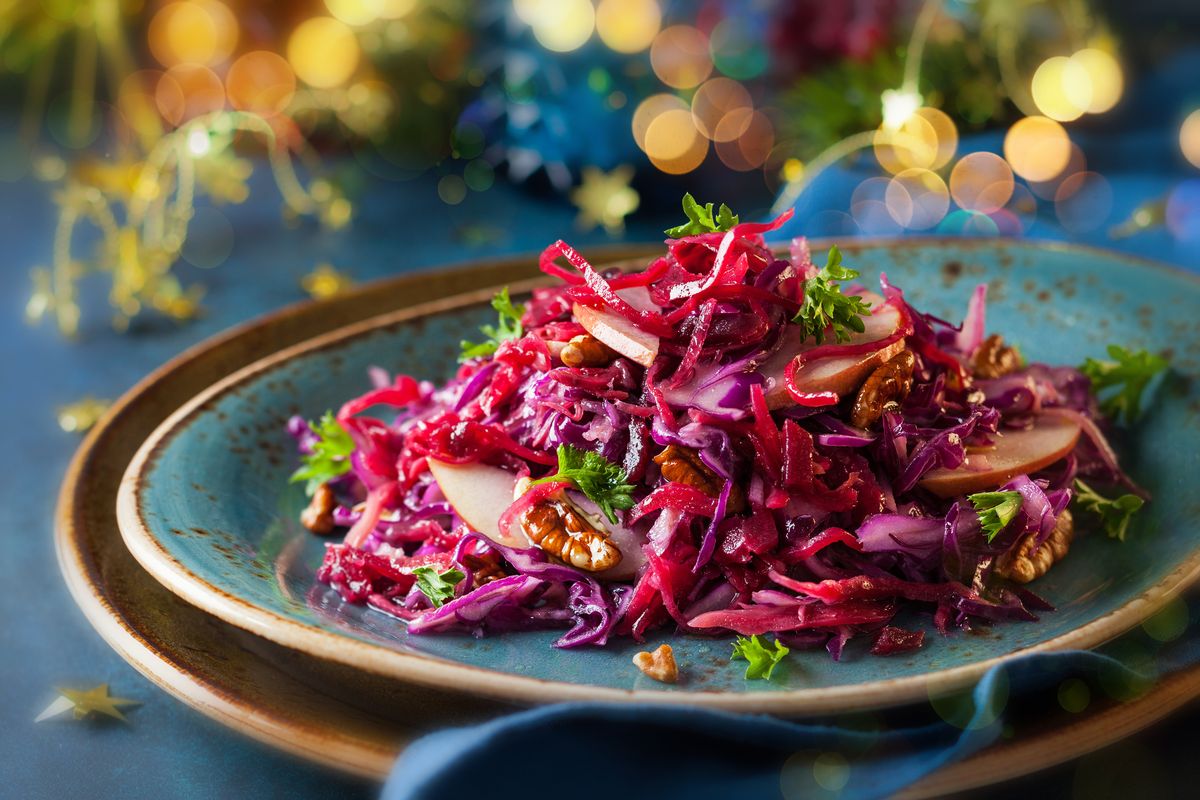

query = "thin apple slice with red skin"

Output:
[[429, 459, 647, 580], [760, 295, 905, 409], [918, 411, 1082, 498], [428, 459, 527, 548], [572, 286, 660, 368]]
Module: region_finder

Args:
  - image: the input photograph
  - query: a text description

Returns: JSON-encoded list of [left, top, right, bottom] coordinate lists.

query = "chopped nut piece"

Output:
[[997, 509, 1074, 583], [850, 350, 916, 428], [653, 444, 747, 514], [461, 553, 507, 587], [520, 497, 623, 572], [973, 334, 1022, 379], [632, 644, 678, 684], [560, 334, 616, 368], [300, 483, 337, 534]]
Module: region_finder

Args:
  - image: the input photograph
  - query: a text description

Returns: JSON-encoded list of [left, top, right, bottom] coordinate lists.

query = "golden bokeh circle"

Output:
[[288, 17, 361, 89], [595, 0, 661, 54], [631, 93, 687, 151], [1180, 109, 1200, 169], [715, 110, 774, 171], [156, 64, 225, 125], [885, 168, 949, 230], [691, 77, 751, 140], [650, 25, 712, 89], [148, 0, 239, 68], [1004, 116, 1071, 182], [226, 51, 296, 115], [950, 151, 1014, 214], [645, 108, 707, 174], [1070, 48, 1124, 113], [1031, 56, 1089, 122], [528, 0, 595, 53]]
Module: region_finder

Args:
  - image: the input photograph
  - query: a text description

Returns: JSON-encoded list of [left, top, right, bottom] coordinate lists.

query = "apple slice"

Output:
[[918, 412, 1082, 497], [760, 297, 905, 409], [572, 286, 660, 367], [427, 459, 526, 548], [429, 459, 647, 580]]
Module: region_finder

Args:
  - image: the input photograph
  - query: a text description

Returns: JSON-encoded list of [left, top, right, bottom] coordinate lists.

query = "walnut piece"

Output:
[[973, 334, 1022, 379], [632, 644, 678, 684], [560, 334, 616, 368], [520, 497, 623, 572], [300, 483, 337, 534], [997, 509, 1074, 583], [460, 552, 507, 587], [653, 444, 747, 514], [850, 350, 916, 428]]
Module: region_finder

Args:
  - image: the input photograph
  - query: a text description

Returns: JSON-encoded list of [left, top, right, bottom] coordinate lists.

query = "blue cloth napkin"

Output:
[[384, 50, 1200, 800]]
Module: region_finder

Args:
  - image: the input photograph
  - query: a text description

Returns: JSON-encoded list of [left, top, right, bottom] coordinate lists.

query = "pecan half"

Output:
[[632, 644, 678, 684], [996, 509, 1074, 584], [850, 350, 916, 428], [973, 334, 1022, 379], [460, 552, 507, 587], [653, 445, 746, 514], [560, 334, 616, 368], [520, 497, 622, 572], [300, 483, 337, 534]]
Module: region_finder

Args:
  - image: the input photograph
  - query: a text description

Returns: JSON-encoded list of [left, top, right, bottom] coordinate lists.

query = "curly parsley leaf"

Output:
[[530, 444, 636, 524], [664, 192, 740, 237], [968, 490, 1024, 542], [791, 245, 873, 344], [412, 566, 466, 608], [460, 287, 526, 362], [1073, 479, 1144, 541], [730, 634, 790, 680], [1079, 345, 1168, 425], [289, 412, 354, 496]]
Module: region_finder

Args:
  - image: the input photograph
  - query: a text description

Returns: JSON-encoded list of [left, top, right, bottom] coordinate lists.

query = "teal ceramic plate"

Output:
[[117, 239, 1200, 715]]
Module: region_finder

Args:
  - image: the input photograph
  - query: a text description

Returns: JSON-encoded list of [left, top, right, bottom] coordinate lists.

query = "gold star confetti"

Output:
[[301, 263, 355, 300], [36, 685, 139, 723], [57, 397, 112, 434], [1109, 196, 1166, 240], [570, 165, 640, 235]]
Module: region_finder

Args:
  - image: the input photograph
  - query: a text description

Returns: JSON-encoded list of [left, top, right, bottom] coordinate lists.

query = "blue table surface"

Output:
[[3, 112, 1200, 798]]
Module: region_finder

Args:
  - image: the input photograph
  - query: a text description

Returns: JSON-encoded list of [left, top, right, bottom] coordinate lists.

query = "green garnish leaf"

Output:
[[664, 192, 740, 237], [530, 444, 636, 524], [1079, 344, 1168, 425], [1073, 479, 1144, 541], [791, 245, 873, 344], [412, 566, 466, 608], [289, 411, 354, 496], [460, 287, 526, 361], [968, 490, 1023, 543], [730, 634, 790, 680]]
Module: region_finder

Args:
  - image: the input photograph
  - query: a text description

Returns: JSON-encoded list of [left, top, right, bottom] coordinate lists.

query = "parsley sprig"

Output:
[[664, 193, 739, 238], [412, 566, 466, 608], [290, 412, 354, 496], [731, 634, 790, 680], [530, 444, 636, 524], [1073, 479, 1144, 541], [968, 490, 1024, 543], [791, 245, 873, 344], [460, 288, 526, 362], [1079, 345, 1168, 424]]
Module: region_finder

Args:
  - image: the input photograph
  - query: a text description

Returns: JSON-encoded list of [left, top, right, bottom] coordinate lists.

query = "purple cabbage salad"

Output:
[[287, 194, 1165, 675]]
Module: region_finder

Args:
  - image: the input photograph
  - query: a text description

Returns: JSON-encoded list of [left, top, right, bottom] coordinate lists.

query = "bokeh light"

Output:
[[1055, 171, 1112, 232], [1031, 56, 1089, 122], [851, 178, 905, 235], [886, 168, 950, 230], [117, 70, 168, 134], [644, 108, 708, 174], [874, 107, 956, 174], [156, 64, 225, 125], [148, 1, 238, 68], [1070, 48, 1124, 113], [691, 77, 751, 141], [632, 93, 688, 152], [812, 752, 850, 792], [1166, 180, 1200, 242], [325, 0, 380, 27], [525, 0, 595, 53], [937, 209, 1001, 237], [288, 17, 361, 89], [715, 110, 774, 171], [595, 0, 660, 54], [1180, 110, 1200, 169], [1028, 141, 1087, 200], [1057, 678, 1091, 713], [1004, 116, 1071, 182], [709, 18, 768, 80], [437, 174, 467, 204], [950, 152, 1014, 214], [650, 25, 712, 89], [226, 51, 296, 115]]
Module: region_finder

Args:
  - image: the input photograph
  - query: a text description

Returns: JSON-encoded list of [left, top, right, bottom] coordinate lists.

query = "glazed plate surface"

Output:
[[117, 239, 1200, 714]]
